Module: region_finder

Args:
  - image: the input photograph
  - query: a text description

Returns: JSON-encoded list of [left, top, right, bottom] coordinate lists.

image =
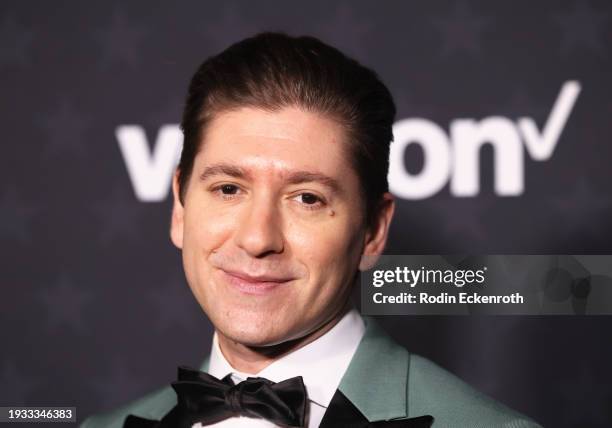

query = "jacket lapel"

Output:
[[327, 316, 433, 426], [319, 389, 433, 428], [199, 355, 210, 372]]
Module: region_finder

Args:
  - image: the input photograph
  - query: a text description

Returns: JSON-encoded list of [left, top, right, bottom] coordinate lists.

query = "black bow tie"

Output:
[[124, 366, 307, 428]]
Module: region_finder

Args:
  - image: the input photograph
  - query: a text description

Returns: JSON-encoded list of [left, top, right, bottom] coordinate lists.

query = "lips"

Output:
[[219, 269, 293, 295]]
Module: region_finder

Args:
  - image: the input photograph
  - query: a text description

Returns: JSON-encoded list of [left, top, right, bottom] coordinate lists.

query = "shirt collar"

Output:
[[208, 308, 365, 408]]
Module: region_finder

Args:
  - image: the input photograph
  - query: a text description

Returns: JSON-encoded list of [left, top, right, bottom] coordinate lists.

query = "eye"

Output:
[[211, 183, 242, 200], [219, 184, 239, 195], [293, 192, 325, 210]]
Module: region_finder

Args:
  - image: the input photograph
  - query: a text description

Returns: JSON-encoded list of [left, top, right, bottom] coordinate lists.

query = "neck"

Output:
[[216, 303, 352, 374]]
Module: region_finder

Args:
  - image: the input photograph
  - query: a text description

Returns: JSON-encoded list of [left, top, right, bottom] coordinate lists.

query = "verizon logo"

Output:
[[117, 81, 580, 201]]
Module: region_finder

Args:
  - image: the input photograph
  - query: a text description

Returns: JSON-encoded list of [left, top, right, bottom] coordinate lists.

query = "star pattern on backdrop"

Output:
[[553, 2, 608, 58], [557, 364, 611, 426], [200, 3, 262, 50], [315, 2, 374, 59], [429, 197, 493, 243], [0, 186, 38, 244], [40, 99, 92, 157], [432, 0, 489, 58], [0, 14, 34, 68], [500, 88, 550, 122], [91, 358, 150, 408], [552, 178, 611, 238], [394, 91, 440, 121], [0, 360, 38, 404], [91, 185, 145, 245], [147, 276, 202, 333], [146, 95, 184, 127], [94, 7, 147, 69], [38, 275, 94, 334]]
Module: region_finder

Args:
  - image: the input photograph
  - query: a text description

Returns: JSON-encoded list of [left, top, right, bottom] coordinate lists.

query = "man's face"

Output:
[[171, 106, 389, 347]]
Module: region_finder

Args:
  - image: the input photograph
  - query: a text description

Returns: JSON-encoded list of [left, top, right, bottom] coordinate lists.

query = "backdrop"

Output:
[[2, 1, 611, 427]]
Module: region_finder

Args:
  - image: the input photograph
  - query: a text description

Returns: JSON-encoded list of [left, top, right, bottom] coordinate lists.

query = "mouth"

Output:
[[219, 269, 294, 296]]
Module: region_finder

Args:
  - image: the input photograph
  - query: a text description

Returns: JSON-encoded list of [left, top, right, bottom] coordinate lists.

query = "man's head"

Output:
[[170, 32, 396, 347]]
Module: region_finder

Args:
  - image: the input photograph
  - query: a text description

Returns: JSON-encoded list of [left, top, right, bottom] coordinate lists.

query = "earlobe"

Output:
[[358, 193, 395, 271], [359, 253, 380, 271], [170, 170, 184, 249]]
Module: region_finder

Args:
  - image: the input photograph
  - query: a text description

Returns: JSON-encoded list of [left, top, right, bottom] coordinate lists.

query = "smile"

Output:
[[219, 269, 293, 296]]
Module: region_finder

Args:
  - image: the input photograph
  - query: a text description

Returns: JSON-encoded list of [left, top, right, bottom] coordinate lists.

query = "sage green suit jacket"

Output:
[[81, 317, 542, 428]]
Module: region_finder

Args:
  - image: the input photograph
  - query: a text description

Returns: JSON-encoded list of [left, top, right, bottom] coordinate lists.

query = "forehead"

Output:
[[196, 106, 353, 176]]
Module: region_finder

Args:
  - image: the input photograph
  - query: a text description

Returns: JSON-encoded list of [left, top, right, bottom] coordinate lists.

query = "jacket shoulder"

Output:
[[408, 354, 542, 428], [80, 386, 175, 428]]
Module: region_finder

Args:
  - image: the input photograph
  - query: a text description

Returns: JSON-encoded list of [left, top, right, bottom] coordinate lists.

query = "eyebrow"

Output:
[[199, 163, 342, 193], [199, 164, 249, 181]]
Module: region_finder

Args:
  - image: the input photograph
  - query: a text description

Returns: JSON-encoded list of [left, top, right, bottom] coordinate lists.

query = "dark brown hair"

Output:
[[178, 32, 395, 228]]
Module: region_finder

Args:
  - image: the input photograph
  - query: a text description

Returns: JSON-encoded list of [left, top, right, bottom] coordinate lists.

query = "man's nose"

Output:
[[233, 193, 284, 257]]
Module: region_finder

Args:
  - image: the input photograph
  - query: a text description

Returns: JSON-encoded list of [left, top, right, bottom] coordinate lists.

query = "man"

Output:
[[83, 33, 541, 428]]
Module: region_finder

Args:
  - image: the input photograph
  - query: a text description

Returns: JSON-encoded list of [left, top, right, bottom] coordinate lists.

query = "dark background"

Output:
[[2, 1, 611, 427]]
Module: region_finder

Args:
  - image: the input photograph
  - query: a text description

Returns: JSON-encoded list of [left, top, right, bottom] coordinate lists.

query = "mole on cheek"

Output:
[[328, 209, 335, 217]]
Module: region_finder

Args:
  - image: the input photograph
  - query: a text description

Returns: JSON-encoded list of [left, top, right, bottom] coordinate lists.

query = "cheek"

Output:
[[181, 202, 237, 290], [289, 217, 363, 293], [182, 198, 234, 250]]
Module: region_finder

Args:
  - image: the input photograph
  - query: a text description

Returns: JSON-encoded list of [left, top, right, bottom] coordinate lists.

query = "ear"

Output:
[[170, 170, 184, 249], [359, 193, 395, 271]]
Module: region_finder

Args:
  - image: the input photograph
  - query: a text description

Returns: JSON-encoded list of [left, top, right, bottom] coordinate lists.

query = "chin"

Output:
[[221, 324, 288, 348], [215, 309, 303, 348]]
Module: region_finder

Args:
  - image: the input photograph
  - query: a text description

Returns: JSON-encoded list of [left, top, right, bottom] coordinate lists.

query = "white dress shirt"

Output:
[[192, 308, 365, 428]]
